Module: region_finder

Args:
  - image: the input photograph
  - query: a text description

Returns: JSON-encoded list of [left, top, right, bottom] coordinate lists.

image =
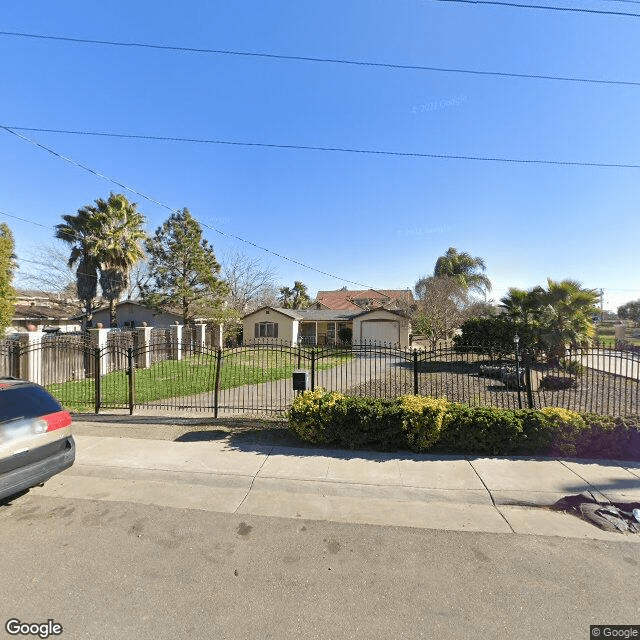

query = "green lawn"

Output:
[[48, 347, 352, 412]]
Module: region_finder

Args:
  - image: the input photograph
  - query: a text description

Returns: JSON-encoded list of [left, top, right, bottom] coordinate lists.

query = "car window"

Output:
[[0, 386, 63, 422]]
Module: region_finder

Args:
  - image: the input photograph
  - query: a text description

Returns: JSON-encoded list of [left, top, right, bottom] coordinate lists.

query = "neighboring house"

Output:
[[9, 290, 82, 333], [314, 287, 414, 311], [242, 306, 411, 348], [75, 300, 183, 329], [9, 304, 81, 334]]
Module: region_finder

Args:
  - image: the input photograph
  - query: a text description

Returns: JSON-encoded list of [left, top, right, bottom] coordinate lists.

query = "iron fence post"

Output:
[[311, 350, 316, 391], [127, 347, 135, 415], [213, 347, 223, 418], [413, 349, 419, 396], [94, 347, 101, 414], [515, 345, 523, 410], [524, 352, 534, 409]]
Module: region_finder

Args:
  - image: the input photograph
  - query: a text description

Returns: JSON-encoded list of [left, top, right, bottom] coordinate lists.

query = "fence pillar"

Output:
[[88, 327, 110, 376], [136, 325, 153, 369], [413, 349, 419, 395], [170, 323, 183, 361], [194, 323, 206, 351], [18, 329, 45, 385]]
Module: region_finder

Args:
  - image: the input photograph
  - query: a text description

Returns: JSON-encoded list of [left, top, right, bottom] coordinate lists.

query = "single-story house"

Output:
[[9, 304, 81, 334], [75, 300, 183, 329], [242, 306, 411, 348]]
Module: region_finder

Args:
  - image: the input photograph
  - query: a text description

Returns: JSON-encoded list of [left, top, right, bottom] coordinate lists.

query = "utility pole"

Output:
[[600, 288, 604, 322]]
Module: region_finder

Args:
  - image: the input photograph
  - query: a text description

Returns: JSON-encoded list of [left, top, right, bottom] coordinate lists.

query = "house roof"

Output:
[[315, 288, 414, 311], [72, 300, 183, 321], [12, 305, 75, 321], [243, 306, 406, 322], [295, 309, 358, 321]]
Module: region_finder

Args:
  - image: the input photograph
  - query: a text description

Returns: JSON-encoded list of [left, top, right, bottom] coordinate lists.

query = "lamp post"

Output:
[[514, 334, 522, 409]]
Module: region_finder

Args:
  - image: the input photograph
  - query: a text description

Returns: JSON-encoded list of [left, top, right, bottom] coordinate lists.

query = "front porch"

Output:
[[298, 320, 352, 346]]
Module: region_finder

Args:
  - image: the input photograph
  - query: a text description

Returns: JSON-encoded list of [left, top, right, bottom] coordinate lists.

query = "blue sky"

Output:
[[2, 0, 639, 310]]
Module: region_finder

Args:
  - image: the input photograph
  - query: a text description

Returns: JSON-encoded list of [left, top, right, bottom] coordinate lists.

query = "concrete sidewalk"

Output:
[[31, 428, 640, 542]]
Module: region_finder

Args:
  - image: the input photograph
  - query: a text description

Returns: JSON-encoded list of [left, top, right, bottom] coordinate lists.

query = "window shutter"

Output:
[[254, 323, 259, 338], [274, 323, 278, 338]]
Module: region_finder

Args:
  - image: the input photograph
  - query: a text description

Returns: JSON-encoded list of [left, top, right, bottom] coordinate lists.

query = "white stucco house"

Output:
[[242, 306, 411, 348]]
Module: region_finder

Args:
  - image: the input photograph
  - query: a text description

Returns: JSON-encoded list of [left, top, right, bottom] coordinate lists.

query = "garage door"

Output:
[[361, 320, 400, 346]]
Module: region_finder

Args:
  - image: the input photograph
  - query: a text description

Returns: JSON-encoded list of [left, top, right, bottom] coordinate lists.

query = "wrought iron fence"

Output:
[[2, 339, 638, 417]]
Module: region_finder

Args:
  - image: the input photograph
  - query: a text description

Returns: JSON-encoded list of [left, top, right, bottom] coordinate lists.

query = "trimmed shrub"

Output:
[[287, 389, 345, 444], [435, 405, 524, 456], [398, 395, 449, 452], [288, 391, 640, 460], [566, 414, 640, 461], [324, 396, 405, 450]]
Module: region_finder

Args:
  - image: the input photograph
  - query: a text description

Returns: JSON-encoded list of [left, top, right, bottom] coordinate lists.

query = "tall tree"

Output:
[[412, 275, 473, 350], [89, 194, 146, 326], [142, 208, 228, 323], [618, 299, 640, 324], [433, 247, 492, 297], [55, 206, 101, 327], [0, 224, 17, 334], [279, 281, 311, 309], [221, 250, 279, 315]]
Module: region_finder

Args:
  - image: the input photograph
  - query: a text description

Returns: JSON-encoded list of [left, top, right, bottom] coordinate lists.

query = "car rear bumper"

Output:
[[0, 436, 75, 502]]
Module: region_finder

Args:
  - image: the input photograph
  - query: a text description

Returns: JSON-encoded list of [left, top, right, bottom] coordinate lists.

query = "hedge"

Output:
[[287, 390, 640, 460]]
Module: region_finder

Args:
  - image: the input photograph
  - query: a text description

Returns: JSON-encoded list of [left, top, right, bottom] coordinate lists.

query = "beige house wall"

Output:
[[243, 309, 299, 345]]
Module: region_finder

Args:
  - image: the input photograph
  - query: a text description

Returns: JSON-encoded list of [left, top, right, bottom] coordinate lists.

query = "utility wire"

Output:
[[0, 210, 52, 229], [0, 127, 388, 293], [4, 124, 640, 169], [433, 0, 640, 18], [0, 30, 638, 88]]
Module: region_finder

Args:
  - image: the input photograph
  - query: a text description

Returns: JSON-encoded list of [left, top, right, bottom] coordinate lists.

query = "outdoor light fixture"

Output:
[[513, 334, 520, 346]]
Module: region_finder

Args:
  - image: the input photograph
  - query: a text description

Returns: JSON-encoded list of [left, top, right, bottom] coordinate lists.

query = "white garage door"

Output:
[[361, 320, 400, 346]]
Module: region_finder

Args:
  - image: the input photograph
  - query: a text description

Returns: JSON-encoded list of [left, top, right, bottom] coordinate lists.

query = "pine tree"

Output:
[[0, 223, 17, 334], [142, 208, 228, 323]]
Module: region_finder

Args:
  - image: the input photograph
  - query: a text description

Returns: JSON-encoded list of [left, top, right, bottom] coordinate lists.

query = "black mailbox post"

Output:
[[292, 370, 310, 391]]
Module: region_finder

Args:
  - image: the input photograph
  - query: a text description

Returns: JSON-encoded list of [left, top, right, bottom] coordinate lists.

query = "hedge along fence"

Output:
[[287, 390, 640, 460]]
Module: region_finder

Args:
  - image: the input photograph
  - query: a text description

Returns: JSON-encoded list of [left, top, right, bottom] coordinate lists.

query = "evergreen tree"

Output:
[[142, 208, 228, 323], [279, 281, 311, 309], [0, 223, 17, 334]]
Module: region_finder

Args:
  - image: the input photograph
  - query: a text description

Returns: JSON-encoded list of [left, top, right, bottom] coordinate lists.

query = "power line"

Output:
[[4, 124, 640, 169], [0, 30, 638, 88], [0, 210, 53, 229], [433, 0, 640, 18], [0, 127, 388, 293]]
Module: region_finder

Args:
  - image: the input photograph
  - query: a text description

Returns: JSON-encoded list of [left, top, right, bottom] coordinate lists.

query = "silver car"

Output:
[[0, 377, 75, 502]]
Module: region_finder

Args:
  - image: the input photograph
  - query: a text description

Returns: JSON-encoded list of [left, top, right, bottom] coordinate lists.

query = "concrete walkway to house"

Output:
[[32, 417, 640, 542]]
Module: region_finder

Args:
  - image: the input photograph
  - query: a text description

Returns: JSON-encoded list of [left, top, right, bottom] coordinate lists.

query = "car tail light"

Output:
[[43, 411, 72, 432]]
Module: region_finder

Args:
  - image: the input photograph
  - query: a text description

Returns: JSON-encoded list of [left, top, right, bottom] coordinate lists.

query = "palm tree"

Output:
[[90, 194, 146, 326], [434, 247, 492, 297], [539, 278, 599, 361], [55, 207, 101, 327]]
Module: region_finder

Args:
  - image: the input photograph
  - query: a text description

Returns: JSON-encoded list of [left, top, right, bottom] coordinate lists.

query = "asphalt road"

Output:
[[1, 491, 639, 640]]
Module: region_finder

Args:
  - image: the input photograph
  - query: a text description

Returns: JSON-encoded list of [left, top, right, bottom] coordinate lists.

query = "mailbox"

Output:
[[292, 370, 310, 391]]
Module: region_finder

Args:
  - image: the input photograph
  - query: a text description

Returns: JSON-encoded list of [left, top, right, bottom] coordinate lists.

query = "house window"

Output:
[[255, 322, 278, 338]]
